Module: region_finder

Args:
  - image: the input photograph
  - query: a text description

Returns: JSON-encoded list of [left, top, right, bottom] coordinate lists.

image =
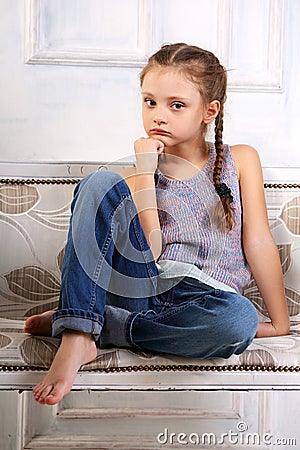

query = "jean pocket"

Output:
[[180, 277, 215, 291], [156, 286, 174, 311], [152, 298, 208, 326], [168, 278, 212, 306]]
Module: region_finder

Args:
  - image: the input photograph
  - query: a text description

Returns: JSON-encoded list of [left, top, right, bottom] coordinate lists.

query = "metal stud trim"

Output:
[[0, 178, 80, 185], [0, 364, 300, 373], [0, 179, 300, 188]]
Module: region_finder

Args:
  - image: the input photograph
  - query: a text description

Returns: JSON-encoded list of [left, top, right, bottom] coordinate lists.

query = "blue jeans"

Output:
[[52, 170, 258, 359]]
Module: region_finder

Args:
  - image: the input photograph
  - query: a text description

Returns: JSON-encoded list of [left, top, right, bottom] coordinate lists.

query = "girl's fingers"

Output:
[[156, 141, 165, 153]]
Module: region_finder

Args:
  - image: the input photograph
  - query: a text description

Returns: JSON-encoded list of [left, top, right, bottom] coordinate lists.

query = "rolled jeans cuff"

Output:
[[52, 309, 104, 341], [125, 311, 156, 351]]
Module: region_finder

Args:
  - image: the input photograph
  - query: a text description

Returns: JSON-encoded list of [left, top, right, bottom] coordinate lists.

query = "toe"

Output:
[[33, 380, 69, 405], [33, 382, 44, 398], [33, 382, 53, 402], [38, 384, 55, 403], [24, 316, 35, 333], [45, 381, 69, 405]]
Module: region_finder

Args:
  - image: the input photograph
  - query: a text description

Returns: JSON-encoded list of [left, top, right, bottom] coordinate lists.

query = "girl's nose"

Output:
[[154, 116, 167, 125]]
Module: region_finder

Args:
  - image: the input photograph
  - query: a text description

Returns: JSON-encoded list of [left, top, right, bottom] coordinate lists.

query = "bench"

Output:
[[0, 161, 299, 449]]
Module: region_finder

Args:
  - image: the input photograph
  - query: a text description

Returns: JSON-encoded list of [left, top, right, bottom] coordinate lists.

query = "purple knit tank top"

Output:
[[155, 142, 251, 294]]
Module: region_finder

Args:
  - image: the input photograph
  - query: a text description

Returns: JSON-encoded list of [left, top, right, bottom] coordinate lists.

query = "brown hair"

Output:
[[140, 43, 235, 230]]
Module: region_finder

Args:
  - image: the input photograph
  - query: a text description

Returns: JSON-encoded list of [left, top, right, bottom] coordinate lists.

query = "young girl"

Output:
[[25, 43, 290, 405]]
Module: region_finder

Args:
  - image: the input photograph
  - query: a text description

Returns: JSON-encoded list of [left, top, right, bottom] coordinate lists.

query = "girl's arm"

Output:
[[232, 145, 290, 338], [120, 137, 163, 261]]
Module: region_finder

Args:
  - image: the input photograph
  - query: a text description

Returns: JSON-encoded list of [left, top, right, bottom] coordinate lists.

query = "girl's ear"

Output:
[[203, 100, 220, 124]]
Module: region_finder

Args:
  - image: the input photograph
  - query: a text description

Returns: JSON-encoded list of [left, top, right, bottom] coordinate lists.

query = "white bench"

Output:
[[0, 162, 299, 449]]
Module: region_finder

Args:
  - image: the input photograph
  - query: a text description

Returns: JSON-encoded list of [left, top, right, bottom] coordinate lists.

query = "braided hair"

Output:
[[140, 43, 235, 230], [213, 105, 235, 230]]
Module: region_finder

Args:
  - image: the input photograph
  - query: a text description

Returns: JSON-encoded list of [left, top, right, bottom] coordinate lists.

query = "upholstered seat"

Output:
[[0, 172, 299, 374]]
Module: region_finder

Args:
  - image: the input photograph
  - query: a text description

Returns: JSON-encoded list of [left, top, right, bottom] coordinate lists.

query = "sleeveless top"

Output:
[[155, 142, 251, 294]]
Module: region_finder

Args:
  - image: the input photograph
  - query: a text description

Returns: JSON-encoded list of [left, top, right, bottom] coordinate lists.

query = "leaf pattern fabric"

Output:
[[0, 333, 12, 349], [0, 180, 299, 369], [28, 204, 71, 230], [279, 196, 300, 235], [0, 184, 39, 214], [4, 266, 60, 302]]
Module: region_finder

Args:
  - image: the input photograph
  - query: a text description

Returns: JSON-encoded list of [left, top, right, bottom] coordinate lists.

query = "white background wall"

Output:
[[0, 0, 299, 168]]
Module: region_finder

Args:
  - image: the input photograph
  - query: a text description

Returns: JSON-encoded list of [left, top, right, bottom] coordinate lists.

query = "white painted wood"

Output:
[[18, 390, 281, 450], [25, 0, 287, 88], [11, 390, 297, 450], [2, 390, 298, 449], [19, 392, 58, 450], [0, 391, 20, 450], [263, 166, 300, 183], [1, 369, 300, 391], [1, 161, 299, 181], [25, 0, 153, 67], [58, 406, 240, 419], [0, 0, 299, 166], [152, 0, 220, 55], [0, 160, 133, 178], [58, 390, 241, 419], [22, 434, 166, 449], [218, 0, 287, 92]]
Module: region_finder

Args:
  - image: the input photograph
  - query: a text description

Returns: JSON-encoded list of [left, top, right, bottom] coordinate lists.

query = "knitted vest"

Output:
[[155, 142, 251, 294]]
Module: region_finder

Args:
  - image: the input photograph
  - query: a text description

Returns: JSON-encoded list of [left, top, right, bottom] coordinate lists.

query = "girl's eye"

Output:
[[171, 102, 184, 110], [145, 99, 156, 107]]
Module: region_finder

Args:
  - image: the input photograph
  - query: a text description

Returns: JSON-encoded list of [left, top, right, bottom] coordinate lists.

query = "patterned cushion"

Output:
[[0, 175, 299, 370]]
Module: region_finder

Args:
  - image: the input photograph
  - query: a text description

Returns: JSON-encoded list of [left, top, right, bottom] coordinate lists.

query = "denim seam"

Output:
[[157, 288, 173, 310], [89, 229, 112, 313], [130, 205, 154, 273], [111, 191, 158, 284], [109, 192, 129, 219], [128, 204, 158, 283], [89, 188, 127, 312], [125, 313, 142, 350], [151, 299, 208, 323], [89, 191, 138, 313], [180, 279, 220, 296], [53, 313, 104, 326]]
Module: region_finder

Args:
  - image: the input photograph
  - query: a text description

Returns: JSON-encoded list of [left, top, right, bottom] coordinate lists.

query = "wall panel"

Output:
[[25, 0, 153, 67], [0, 0, 298, 168], [218, 0, 286, 92]]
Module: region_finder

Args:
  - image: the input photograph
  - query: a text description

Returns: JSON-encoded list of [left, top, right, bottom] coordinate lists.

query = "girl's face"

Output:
[[141, 67, 215, 150]]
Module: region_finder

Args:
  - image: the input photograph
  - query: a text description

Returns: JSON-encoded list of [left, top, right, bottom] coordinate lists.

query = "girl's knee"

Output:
[[240, 299, 259, 338], [224, 297, 258, 345], [80, 170, 123, 191], [75, 170, 129, 202]]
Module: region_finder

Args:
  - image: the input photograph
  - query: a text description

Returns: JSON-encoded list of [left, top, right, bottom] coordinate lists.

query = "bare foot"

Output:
[[33, 330, 97, 405], [24, 310, 55, 336]]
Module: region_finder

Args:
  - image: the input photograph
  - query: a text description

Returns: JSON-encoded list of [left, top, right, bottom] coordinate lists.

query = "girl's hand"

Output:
[[255, 321, 290, 338], [134, 137, 164, 174]]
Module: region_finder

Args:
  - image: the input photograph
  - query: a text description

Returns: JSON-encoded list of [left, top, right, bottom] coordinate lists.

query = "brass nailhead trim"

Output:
[[0, 364, 300, 373], [264, 183, 300, 189], [0, 178, 80, 185], [0, 180, 299, 188]]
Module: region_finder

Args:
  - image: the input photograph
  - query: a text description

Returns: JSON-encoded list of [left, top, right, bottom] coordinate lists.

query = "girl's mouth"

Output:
[[150, 128, 171, 135]]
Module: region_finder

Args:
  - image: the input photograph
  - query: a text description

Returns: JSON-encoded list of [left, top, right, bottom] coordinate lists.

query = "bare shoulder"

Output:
[[230, 143, 259, 158], [230, 144, 262, 180], [230, 145, 270, 234]]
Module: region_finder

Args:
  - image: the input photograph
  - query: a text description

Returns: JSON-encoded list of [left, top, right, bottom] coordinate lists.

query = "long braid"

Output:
[[213, 106, 235, 230], [213, 107, 224, 187]]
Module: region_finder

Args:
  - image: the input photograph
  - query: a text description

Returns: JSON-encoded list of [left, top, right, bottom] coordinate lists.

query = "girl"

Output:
[[25, 43, 290, 405]]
